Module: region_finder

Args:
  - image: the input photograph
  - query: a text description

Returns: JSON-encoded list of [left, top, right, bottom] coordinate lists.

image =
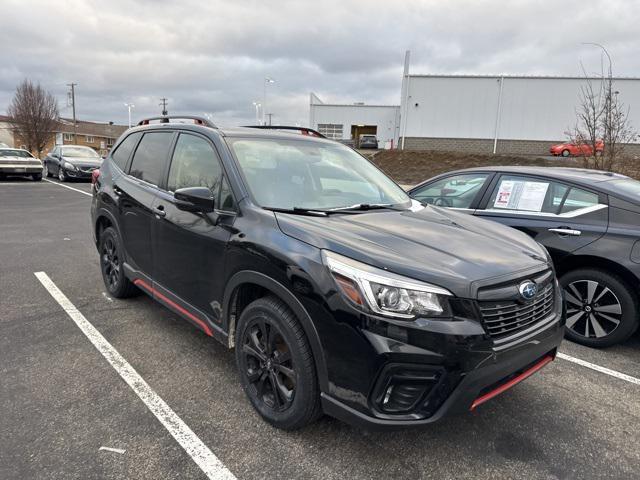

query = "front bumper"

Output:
[[322, 317, 563, 429], [63, 167, 94, 179], [0, 165, 43, 174]]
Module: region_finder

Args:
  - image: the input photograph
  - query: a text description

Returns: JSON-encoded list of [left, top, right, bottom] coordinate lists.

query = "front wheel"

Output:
[[562, 149, 570, 157], [43, 163, 50, 177], [560, 269, 638, 347], [32, 173, 42, 181], [58, 167, 66, 182], [235, 296, 321, 430]]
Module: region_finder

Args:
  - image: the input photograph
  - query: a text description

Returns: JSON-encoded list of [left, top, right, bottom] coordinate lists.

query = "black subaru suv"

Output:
[[91, 116, 564, 430]]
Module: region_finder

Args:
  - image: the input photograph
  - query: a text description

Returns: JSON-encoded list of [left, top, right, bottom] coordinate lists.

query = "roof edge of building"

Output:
[[407, 74, 640, 81]]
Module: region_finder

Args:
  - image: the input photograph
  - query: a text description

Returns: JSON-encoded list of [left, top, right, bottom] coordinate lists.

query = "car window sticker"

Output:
[[493, 179, 550, 212]]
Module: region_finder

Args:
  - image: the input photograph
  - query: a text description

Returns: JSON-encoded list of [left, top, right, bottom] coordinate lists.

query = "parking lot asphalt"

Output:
[[1, 177, 639, 480]]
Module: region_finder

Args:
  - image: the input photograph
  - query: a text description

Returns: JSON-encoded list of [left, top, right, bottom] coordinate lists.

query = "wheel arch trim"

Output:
[[222, 270, 329, 392]]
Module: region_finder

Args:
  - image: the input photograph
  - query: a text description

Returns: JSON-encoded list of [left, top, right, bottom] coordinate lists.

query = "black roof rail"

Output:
[[242, 125, 326, 138], [138, 115, 217, 128]]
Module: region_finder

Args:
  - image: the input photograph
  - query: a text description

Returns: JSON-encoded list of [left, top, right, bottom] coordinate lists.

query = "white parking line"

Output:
[[557, 352, 640, 386], [43, 178, 92, 197], [34, 272, 236, 480]]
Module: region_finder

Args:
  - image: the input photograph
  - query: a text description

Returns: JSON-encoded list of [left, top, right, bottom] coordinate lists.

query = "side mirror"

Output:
[[174, 187, 215, 213]]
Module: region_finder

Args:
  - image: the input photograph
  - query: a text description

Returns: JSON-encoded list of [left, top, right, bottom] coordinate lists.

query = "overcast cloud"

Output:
[[1, 0, 638, 127]]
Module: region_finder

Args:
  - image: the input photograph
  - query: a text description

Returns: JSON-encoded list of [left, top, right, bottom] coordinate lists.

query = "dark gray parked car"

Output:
[[410, 166, 640, 348], [43, 145, 102, 182]]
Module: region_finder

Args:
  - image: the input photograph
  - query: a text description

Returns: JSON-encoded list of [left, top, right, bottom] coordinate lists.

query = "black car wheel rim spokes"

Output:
[[101, 237, 120, 289], [564, 280, 622, 339], [242, 318, 295, 411]]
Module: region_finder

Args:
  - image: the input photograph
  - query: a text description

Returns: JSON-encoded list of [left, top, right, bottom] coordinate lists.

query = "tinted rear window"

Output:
[[111, 132, 142, 171], [129, 132, 174, 186]]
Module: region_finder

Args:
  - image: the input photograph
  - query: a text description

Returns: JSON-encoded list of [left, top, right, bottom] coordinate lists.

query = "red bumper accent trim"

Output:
[[470, 354, 554, 411], [134, 279, 213, 337]]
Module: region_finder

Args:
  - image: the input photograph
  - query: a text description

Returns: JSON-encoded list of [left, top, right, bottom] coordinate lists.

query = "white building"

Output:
[[309, 93, 400, 148], [399, 74, 640, 154]]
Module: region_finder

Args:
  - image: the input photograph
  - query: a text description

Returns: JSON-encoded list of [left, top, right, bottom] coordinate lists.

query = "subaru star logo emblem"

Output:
[[519, 281, 537, 300]]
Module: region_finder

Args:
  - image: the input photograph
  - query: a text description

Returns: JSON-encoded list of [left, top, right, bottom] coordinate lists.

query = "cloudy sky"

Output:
[[1, 0, 637, 127]]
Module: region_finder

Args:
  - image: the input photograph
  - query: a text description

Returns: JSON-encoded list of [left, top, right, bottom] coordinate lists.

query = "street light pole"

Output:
[[252, 102, 261, 124], [263, 77, 275, 125], [124, 103, 135, 128]]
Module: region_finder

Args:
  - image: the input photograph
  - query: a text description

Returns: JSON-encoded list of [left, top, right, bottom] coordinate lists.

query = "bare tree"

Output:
[[567, 46, 636, 171], [7, 79, 59, 157]]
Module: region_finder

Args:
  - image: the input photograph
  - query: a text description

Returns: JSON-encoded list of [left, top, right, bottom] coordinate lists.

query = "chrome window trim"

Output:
[[482, 203, 607, 218]]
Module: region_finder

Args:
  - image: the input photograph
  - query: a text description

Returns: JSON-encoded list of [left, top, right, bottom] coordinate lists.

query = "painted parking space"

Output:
[[1, 180, 639, 479]]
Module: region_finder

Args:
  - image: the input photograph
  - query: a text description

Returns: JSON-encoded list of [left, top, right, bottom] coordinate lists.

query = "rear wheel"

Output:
[[99, 226, 138, 298], [235, 296, 321, 430], [560, 268, 638, 347], [32, 173, 42, 181]]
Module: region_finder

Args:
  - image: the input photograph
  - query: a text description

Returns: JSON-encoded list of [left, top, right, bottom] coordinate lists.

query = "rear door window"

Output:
[[128, 132, 174, 186], [111, 132, 142, 171], [488, 175, 601, 215], [560, 188, 599, 213], [411, 173, 490, 208]]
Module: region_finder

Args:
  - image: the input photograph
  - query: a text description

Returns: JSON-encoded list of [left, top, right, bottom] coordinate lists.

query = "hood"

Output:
[[62, 156, 102, 167], [275, 205, 549, 298]]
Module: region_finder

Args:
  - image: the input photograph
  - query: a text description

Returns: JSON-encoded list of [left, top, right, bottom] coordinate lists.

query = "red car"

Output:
[[550, 140, 604, 157]]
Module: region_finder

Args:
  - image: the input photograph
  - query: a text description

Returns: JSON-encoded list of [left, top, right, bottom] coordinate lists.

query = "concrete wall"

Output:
[[402, 136, 640, 156], [401, 75, 640, 147]]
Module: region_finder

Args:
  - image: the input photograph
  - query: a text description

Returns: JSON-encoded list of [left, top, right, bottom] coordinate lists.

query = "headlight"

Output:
[[63, 161, 77, 170], [322, 250, 452, 319]]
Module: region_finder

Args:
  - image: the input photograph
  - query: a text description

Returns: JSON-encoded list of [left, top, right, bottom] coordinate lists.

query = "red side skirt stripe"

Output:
[[470, 354, 554, 411], [134, 279, 213, 337]]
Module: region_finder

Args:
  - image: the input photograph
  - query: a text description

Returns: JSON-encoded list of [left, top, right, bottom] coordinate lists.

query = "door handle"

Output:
[[548, 227, 581, 236], [154, 205, 166, 218]]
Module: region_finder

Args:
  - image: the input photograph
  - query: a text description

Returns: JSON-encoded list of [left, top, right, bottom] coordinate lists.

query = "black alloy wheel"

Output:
[[102, 235, 121, 292], [241, 317, 296, 412], [561, 269, 638, 347], [98, 226, 138, 298], [235, 296, 321, 430]]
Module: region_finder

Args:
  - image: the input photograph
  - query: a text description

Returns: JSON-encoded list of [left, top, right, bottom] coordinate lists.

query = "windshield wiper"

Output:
[[327, 203, 397, 212], [263, 206, 330, 217]]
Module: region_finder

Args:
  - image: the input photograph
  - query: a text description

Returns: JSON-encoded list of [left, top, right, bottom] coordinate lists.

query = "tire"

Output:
[[560, 268, 639, 347], [562, 149, 570, 157], [235, 295, 321, 430], [32, 173, 42, 181], [43, 163, 50, 177], [99, 226, 138, 298], [58, 167, 66, 182]]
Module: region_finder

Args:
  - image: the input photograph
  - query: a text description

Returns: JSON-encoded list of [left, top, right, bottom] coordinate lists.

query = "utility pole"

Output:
[[159, 97, 168, 116], [67, 83, 77, 143], [266, 113, 274, 126]]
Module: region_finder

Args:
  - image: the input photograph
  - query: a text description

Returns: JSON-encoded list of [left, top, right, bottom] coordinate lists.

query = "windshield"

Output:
[[228, 138, 410, 210], [62, 146, 100, 158], [0, 149, 33, 158]]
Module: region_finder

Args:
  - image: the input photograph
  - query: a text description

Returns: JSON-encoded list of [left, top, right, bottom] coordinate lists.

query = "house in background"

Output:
[[0, 115, 128, 157]]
